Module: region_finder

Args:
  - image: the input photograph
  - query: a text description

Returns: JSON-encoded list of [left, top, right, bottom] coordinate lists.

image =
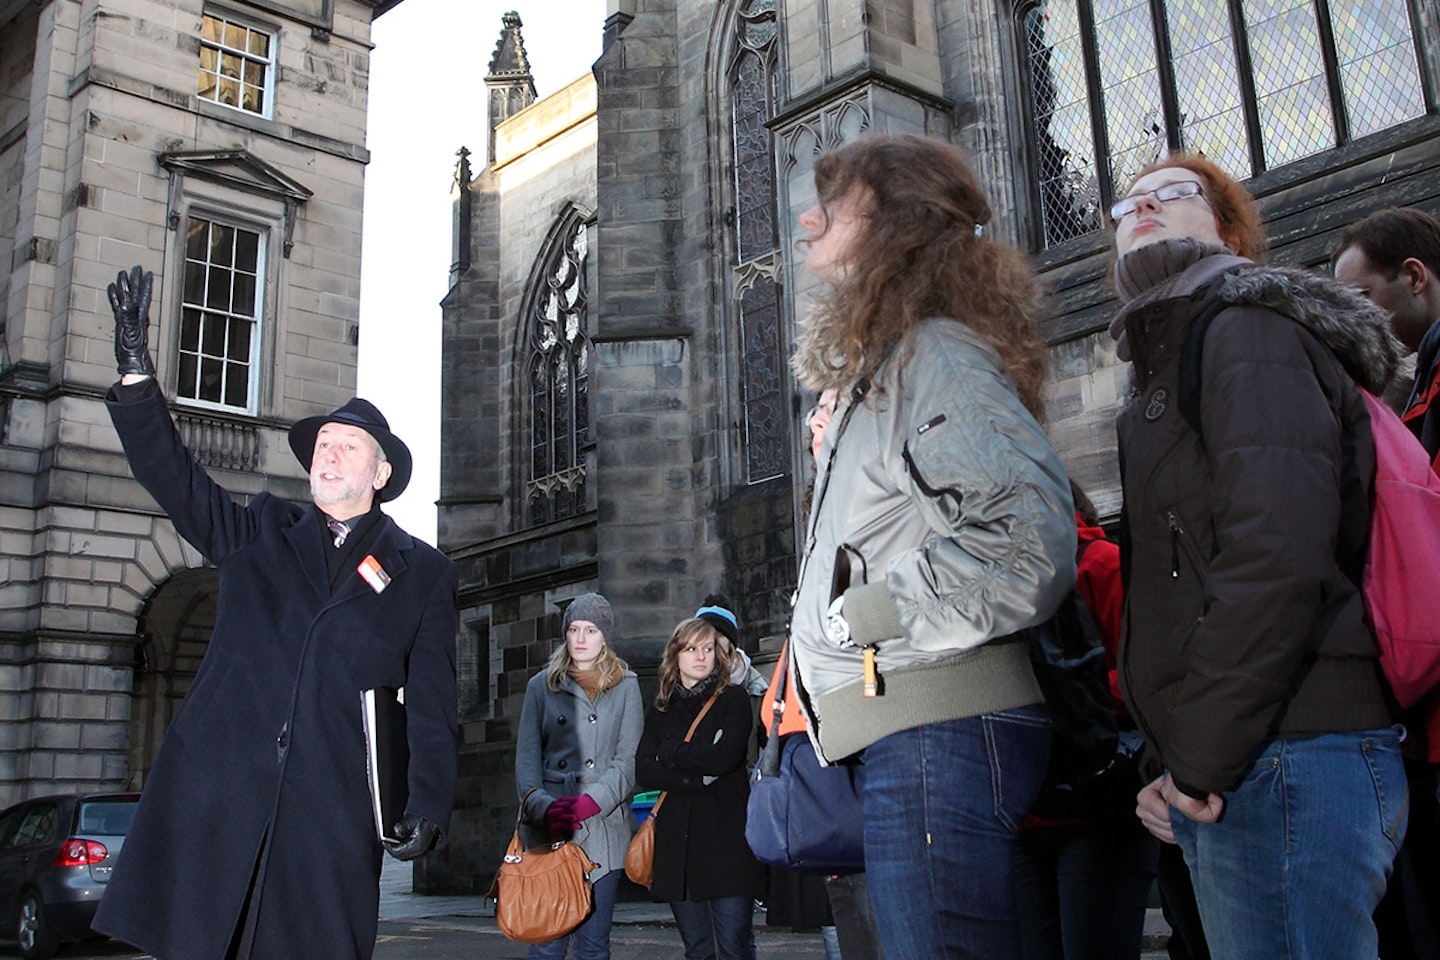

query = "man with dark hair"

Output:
[[92, 267, 459, 960], [1333, 206, 1440, 471], [1333, 213, 1440, 960]]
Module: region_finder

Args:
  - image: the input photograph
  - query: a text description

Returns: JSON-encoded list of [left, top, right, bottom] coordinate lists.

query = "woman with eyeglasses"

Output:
[[1108, 152, 1407, 960]]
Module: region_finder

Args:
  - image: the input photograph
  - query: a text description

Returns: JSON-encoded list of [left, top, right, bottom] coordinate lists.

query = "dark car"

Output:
[[0, 793, 139, 959]]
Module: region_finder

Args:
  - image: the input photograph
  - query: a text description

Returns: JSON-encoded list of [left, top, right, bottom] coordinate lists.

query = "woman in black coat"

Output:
[[636, 618, 765, 960]]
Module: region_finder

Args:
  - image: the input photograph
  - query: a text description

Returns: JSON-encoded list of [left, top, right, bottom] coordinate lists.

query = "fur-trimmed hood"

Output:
[[1211, 264, 1401, 395]]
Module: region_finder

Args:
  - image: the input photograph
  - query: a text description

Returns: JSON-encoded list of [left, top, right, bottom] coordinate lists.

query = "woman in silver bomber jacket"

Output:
[[788, 134, 1076, 959]]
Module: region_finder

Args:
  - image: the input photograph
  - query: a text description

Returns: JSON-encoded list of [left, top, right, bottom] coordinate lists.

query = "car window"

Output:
[[78, 799, 138, 836], [8, 804, 57, 848], [0, 805, 26, 849]]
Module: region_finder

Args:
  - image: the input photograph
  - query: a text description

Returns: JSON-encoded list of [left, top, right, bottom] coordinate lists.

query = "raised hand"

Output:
[[108, 266, 155, 377]]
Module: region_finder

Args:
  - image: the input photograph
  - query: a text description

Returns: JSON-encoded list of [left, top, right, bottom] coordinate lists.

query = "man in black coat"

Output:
[[91, 267, 459, 960]]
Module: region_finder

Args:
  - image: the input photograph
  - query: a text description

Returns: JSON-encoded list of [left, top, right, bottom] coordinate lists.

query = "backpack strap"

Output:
[[1175, 300, 1231, 446]]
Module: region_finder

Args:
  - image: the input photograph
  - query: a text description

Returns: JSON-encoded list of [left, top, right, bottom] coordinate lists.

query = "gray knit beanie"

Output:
[[563, 593, 614, 644]]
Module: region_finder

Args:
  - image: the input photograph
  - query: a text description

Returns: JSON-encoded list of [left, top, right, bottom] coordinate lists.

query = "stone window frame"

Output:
[[198, 9, 277, 119], [174, 213, 267, 414], [1017, 0, 1436, 250], [717, 0, 791, 488], [158, 150, 311, 420], [519, 206, 595, 529]]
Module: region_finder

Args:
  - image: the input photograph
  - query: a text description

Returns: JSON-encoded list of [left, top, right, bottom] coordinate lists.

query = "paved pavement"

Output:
[[0, 857, 1173, 958]]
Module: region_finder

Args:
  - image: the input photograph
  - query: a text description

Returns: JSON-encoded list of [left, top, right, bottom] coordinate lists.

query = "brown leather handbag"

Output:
[[487, 789, 599, 943], [623, 692, 719, 888]]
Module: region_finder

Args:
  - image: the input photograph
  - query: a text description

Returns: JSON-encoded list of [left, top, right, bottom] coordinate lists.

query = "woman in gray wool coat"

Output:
[[515, 593, 644, 960]]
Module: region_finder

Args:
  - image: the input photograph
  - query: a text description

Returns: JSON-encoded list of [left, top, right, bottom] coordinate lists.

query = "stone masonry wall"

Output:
[[0, 0, 388, 804]]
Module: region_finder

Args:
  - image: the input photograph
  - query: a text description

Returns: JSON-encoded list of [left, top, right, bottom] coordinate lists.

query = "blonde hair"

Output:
[[544, 635, 630, 693], [655, 619, 734, 711]]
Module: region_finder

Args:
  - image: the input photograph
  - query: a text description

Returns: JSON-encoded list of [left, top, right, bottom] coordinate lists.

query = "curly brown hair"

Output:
[[790, 134, 1050, 421], [654, 619, 734, 711], [1123, 152, 1268, 260]]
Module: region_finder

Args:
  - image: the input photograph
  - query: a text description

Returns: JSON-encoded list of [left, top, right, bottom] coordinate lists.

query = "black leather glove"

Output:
[[108, 266, 155, 377], [385, 813, 440, 861]]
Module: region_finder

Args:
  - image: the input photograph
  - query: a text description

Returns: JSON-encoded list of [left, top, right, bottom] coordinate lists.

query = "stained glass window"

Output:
[[526, 217, 592, 526], [1165, 0, 1251, 176], [738, 269, 786, 482], [1026, 2, 1105, 246], [1021, 0, 1428, 248], [730, 0, 786, 483]]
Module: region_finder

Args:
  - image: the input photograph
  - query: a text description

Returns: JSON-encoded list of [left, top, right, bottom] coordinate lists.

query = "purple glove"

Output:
[[570, 794, 601, 824], [543, 797, 575, 837]]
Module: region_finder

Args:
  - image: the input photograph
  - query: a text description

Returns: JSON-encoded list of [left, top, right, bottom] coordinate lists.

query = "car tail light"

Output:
[[53, 839, 108, 867]]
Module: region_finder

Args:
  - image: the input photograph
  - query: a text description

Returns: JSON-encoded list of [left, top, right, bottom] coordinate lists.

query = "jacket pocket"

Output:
[[830, 543, 868, 600]]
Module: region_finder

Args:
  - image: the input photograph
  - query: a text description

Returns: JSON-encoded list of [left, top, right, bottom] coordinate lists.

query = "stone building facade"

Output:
[[0, 0, 403, 810], [432, 0, 1440, 892]]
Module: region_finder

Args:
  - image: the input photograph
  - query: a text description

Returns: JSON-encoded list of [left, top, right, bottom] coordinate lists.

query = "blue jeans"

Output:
[[1013, 814, 1159, 960], [1171, 729, 1408, 960], [668, 896, 755, 960], [528, 867, 621, 960], [862, 709, 1051, 960]]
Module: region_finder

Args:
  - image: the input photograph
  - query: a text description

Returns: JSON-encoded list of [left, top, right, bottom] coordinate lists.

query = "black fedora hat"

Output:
[[288, 398, 412, 502]]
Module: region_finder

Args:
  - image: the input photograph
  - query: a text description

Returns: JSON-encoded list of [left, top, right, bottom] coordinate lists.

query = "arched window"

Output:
[[729, 0, 787, 484], [524, 212, 593, 526], [1021, 0, 1431, 248]]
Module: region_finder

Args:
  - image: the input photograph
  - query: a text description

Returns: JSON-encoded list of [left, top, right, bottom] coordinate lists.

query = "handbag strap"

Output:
[[516, 786, 539, 832], [767, 642, 793, 742], [651, 691, 720, 817]]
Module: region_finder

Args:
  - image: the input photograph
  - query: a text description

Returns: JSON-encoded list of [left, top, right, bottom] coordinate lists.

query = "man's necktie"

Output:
[[326, 517, 350, 548]]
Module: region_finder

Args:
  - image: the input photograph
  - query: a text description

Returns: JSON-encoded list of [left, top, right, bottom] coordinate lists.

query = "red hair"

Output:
[[1122, 152, 1267, 260]]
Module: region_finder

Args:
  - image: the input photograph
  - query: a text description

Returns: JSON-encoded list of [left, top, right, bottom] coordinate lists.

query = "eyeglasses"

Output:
[[1109, 180, 1207, 222]]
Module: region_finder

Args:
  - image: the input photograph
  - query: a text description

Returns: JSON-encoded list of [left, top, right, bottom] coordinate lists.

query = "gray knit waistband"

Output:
[[810, 639, 1043, 762]]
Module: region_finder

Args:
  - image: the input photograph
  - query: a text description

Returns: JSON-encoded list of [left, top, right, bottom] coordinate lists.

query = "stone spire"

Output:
[[485, 11, 537, 163]]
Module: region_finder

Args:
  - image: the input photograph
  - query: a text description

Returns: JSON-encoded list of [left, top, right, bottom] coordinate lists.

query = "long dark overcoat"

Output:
[[634, 682, 764, 902], [93, 384, 459, 960]]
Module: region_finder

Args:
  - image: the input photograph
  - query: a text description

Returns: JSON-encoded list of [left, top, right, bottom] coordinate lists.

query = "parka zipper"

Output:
[[1167, 511, 1181, 579]]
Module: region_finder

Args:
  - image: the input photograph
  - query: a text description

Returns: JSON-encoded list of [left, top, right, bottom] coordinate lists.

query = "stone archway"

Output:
[[125, 567, 219, 789]]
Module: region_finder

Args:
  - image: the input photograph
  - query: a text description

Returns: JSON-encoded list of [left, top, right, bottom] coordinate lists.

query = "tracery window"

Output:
[[1022, 0, 1431, 248], [729, 0, 787, 484], [525, 215, 593, 526]]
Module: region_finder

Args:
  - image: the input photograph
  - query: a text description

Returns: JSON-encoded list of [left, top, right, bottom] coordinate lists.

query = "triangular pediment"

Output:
[[158, 150, 313, 204]]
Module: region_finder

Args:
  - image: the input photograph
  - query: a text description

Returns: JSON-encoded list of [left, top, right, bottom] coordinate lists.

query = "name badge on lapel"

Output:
[[358, 555, 391, 594]]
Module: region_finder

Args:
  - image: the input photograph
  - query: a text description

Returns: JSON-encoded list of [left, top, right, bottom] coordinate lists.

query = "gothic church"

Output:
[[430, 0, 1439, 890]]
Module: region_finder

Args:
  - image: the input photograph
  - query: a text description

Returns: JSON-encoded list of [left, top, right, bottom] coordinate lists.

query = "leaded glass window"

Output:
[[1165, 0, 1251, 178], [526, 217, 592, 526], [730, 0, 786, 484], [177, 216, 263, 412], [1021, 0, 1429, 248]]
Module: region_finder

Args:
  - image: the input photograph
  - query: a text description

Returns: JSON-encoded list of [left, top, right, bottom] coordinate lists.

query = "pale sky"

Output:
[[357, 0, 606, 544]]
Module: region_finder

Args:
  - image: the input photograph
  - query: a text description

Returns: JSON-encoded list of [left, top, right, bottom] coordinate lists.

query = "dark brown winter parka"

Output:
[[1117, 260, 1398, 796]]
